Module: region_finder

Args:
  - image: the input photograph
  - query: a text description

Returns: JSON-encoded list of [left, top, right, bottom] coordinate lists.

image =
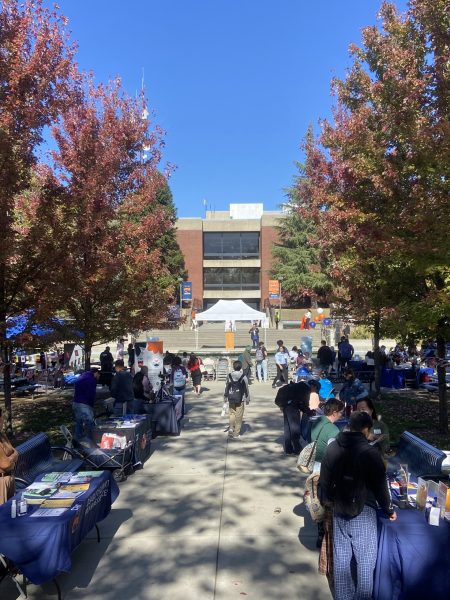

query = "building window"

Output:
[[203, 267, 260, 290], [203, 232, 260, 259]]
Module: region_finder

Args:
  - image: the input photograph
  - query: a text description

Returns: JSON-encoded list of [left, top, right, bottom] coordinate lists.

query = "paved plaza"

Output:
[[4, 381, 332, 600]]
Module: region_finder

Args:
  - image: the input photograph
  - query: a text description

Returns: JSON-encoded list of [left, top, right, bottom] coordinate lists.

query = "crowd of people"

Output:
[[269, 340, 395, 600]]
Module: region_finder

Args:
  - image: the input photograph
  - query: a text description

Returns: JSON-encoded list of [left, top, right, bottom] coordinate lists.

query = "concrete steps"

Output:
[[140, 324, 324, 353]]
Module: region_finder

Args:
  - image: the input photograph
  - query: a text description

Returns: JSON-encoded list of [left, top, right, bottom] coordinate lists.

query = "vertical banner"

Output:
[[268, 279, 280, 300], [134, 340, 164, 391], [182, 281, 193, 301]]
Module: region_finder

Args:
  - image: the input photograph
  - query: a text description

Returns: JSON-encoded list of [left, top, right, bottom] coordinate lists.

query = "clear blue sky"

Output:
[[48, 0, 408, 217]]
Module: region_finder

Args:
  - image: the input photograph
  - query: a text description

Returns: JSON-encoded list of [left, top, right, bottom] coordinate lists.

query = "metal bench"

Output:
[[0, 376, 40, 398], [388, 431, 447, 478], [14, 432, 84, 488]]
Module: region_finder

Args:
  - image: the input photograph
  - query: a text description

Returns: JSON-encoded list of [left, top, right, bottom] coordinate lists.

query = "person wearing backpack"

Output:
[[318, 411, 396, 600], [224, 360, 250, 439], [171, 356, 188, 415], [255, 341, 268, 382]]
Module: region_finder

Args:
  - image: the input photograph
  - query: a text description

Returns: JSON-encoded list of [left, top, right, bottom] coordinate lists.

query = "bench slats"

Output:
[[15, 432, 84, 486], [389, 431, 446, 477]]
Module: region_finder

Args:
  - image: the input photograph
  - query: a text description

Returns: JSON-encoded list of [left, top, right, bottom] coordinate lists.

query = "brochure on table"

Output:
[[22, 471, 103, 515]]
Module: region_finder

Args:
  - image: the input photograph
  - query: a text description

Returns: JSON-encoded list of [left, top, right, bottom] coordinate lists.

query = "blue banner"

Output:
[[182, 281, 193, 301]]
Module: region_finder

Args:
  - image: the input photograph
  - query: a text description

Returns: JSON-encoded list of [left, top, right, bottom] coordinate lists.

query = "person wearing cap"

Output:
[[72, 368, 100, 439], [319, 411, 396, 600]]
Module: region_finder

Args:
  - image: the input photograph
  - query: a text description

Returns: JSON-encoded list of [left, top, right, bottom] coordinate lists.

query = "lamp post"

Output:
[[279, 277, 283, 324], [178, 277, 183, 329]]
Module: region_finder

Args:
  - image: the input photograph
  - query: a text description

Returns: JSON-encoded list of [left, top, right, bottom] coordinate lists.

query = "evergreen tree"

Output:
[[154, 181, 186, 292], [272, 131, 332, 306]]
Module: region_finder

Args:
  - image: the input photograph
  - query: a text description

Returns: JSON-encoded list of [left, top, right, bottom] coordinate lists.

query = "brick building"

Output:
[[176, 203, 283, 311]]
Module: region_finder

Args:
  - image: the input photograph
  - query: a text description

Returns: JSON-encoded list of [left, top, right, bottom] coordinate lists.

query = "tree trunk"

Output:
[[84, 341, 92, 371], [436, 333, 448, 434], [1, 343, 13, 435], [373, 313, 381, 397]]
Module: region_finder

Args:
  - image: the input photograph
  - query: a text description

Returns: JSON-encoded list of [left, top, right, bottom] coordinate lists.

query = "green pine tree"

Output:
[[272, 149, 332, 306], [155, 181, 186, 290]]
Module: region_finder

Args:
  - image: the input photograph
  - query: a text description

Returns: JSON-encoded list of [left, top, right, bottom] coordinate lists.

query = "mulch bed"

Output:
[[376, 389, 450, 449]]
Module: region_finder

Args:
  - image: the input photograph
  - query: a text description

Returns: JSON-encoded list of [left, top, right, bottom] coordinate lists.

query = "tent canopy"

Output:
[[195, 300, 266, 323]]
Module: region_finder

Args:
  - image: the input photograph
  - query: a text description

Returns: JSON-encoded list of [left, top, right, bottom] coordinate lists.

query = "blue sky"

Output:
[[48, 0, 408, 217]]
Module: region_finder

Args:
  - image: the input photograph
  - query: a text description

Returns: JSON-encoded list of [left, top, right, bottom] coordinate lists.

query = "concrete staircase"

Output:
[[140, 322, 324, 354], [138, 323, 395, 358]]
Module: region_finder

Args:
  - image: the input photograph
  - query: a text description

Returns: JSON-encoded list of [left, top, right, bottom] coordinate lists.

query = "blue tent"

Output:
[[6, 314, 84, 341]]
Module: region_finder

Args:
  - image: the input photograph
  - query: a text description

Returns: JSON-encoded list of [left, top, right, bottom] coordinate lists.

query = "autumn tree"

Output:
[[0, 0, 77, 432], [300, 1, 449, 424], [49, 79, 173, 369]]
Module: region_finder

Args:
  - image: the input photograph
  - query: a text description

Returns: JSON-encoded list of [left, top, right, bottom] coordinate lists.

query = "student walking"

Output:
[[224, 360, 250, 439], [272, 342, 289, 388], [255, 341, 268, 382]]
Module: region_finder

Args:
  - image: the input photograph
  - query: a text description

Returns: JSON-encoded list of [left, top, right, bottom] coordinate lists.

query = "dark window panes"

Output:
[[203, 233, 222, 258], [241, 268, 259, 285], [222, 233, 241, 257], [222, 267, 241, 286], [241, 233, 260, 258], [203, 268, 222, 285]]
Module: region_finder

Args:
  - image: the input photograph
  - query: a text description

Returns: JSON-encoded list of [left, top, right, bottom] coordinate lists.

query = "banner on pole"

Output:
[[268, 279, 280, 299], [182, 281, 193, 301]]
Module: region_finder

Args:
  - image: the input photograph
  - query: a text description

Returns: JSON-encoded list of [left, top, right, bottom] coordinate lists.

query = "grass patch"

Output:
[[6, 390, 74, 445]]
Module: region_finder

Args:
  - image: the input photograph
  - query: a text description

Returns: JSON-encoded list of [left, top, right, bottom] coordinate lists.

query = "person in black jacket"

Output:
[[317, 340, 334, 373], [110, 360, 134, 416], [99, 346, 114, 388], [275, 381, 311, 455], [319, 411, 396, 600]]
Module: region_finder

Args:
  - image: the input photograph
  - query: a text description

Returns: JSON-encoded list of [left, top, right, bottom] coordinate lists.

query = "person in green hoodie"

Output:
[[310, 399, 345, 462], [241, 346, 253, 381]]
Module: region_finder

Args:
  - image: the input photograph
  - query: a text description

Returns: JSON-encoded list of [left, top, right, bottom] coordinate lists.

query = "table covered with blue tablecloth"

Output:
[[374, 508, 450, 600], [0, 471, 119, 585], [380, 368, 406, 389], [145, 396, 183, 436]]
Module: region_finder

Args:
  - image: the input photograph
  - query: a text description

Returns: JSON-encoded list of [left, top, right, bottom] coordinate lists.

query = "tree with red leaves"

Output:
[[49, 79, 173, 369], [0, 0, 77, 433], [299, 2, 449, 424]]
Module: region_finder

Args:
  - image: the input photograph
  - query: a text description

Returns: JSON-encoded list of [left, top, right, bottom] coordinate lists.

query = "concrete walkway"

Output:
[[4, 382, 332, 600]]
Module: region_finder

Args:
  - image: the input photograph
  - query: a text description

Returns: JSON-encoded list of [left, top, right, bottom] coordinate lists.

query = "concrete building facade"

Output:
[[176, 204, 282, 311]]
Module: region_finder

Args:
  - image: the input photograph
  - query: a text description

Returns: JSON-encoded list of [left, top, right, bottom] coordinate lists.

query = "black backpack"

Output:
[[227, 374, 245, 403], [333, 446, 370, 518], [133, 372, 145, 399]]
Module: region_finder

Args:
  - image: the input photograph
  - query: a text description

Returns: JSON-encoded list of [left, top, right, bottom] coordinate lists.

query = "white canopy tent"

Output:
[[195, 300, 267, 324], [195, 300, 268, 349]]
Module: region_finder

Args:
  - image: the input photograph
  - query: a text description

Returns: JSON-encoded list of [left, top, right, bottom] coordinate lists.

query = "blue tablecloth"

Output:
[[374, 509, 450, 600], [0, 471, 119, 585], [145, 397, 183, 436], [380, 368, 406, 389]]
